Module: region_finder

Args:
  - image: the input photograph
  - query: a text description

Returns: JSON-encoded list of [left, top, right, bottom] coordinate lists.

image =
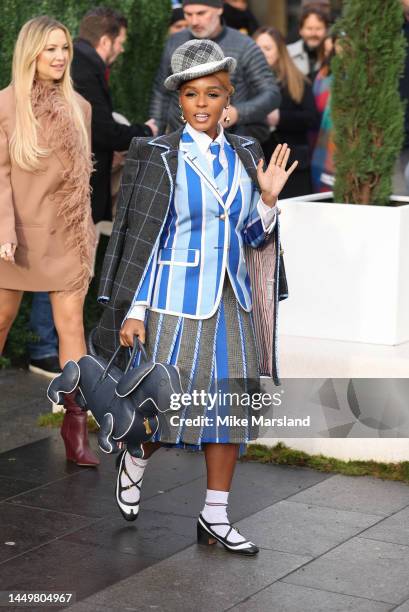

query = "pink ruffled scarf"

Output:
[[31, 80, 96, 293]]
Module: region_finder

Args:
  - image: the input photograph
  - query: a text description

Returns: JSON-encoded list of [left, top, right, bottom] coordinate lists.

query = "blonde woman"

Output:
[[254, 26, 320, 198], [0, 16, 98, 466]]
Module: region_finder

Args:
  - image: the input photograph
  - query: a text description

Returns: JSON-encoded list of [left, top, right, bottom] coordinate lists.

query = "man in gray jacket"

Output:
[[287, 7, 329, 81], [149, 0, 280, 143]]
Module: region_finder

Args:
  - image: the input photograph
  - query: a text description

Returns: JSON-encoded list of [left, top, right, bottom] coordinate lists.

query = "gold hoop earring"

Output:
[[179, 105, 187, 123]]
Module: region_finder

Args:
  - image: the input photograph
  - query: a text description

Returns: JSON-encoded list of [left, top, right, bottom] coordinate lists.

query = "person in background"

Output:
[[254, 26, 319, 198], [149, 0, 281, 144], [71, 7, 157, 225], [393, 0, 409, 195], [169, 7, 188, 35], [286, 0, 332, 44], [311, 32, 338, 192], [222, 0, 259, 36], [28, 292, 60, 377], [0, 16, 98, 466], [302, 0, 331, 15], [287, 7, 329, 81], [313, 33, 334, 119]]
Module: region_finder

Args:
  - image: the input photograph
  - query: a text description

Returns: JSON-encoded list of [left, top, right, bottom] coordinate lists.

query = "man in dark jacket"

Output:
[[71, 7, 155, 223], [222, 0, 259, 36], [149, 0, 280, 143]]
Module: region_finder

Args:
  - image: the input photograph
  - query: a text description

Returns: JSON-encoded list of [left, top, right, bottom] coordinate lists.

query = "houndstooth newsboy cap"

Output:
[[164, 39, 237, 91]]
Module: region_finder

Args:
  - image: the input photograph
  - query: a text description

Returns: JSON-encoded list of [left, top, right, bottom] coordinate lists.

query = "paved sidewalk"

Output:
[[0, 368, 51, 454], [1, 370, 409, 611]]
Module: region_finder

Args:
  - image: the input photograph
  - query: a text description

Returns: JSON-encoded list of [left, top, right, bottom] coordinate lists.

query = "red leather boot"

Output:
[[61, 392, 100, 466]]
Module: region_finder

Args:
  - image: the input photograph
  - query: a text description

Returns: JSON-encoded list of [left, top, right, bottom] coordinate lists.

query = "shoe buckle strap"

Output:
[[122, 464, 143, 488], [122, 482, 141, 491]]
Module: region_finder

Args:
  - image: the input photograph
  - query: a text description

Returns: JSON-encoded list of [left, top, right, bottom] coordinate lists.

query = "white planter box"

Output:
[[279, 193, 409, 345]]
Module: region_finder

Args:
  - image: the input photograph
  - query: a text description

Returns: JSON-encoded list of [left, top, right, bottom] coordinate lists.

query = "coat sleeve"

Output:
[[72, 67, 152, 152], [234, 41, 281, 124], [97, 137, 141, 303], [125, 240, 160, 318], [242, 190, 277, 247], [0, 125, 16, 246]]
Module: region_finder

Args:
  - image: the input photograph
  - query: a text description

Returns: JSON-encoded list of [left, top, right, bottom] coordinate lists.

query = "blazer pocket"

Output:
[[158, 248, 200, 267]]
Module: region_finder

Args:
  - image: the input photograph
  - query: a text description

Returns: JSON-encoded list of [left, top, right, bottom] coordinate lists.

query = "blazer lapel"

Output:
[[150, 127, 184, 152], [224, 150, 241, 211], [149, 128, 261, 209], [182, 150, 226, 209], [164, 149, 179, 192], [180, 135, 219, 186], [183, 146, 214, 187], [179, 134, 228, 208], [149, 128, 183, 195]]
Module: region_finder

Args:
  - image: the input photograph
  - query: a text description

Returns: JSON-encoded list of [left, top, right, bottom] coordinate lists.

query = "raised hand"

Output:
[[0, 243, 16, 263], [257, 143, 298, 206]]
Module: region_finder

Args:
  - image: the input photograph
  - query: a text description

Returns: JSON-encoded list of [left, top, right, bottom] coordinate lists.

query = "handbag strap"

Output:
[[101, 336, 148, 380], [125, 337, 148, 373]]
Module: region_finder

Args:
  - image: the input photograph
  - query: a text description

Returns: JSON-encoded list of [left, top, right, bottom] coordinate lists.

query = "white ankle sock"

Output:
[[201, 489, 247, 544], [120, 451, 148, 503]]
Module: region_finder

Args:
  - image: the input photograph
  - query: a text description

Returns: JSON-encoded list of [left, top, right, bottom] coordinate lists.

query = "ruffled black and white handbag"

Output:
[[47, 329, 183, 457]]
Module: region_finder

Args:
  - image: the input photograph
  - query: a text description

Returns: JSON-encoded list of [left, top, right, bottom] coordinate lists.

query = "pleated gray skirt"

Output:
[[142, 278, 260, 448]]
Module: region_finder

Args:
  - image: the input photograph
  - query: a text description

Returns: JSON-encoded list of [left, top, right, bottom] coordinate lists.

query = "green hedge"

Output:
[[0, 0, 171, 121], [1, 1, 170, 365]]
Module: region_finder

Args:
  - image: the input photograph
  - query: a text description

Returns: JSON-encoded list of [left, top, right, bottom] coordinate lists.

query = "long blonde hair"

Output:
[[10, 16, 88, 171], [254, 27, 307, 105]]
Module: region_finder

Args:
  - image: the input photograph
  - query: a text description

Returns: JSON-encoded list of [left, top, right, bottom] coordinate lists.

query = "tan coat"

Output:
[[0, 85, 94, 292]]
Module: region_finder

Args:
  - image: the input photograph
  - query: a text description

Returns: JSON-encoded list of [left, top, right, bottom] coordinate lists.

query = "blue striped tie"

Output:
[[210, 142, 223, 178]]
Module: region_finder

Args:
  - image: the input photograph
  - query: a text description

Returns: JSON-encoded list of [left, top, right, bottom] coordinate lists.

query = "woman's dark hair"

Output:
[[253, 26, 307, 104], [79, 6, 128, 47]]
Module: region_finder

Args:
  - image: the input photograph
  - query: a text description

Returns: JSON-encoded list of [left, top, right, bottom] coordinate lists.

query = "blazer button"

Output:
[[220, 213, 226, 220]]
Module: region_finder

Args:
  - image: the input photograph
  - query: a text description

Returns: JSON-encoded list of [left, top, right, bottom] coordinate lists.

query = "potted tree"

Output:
[[279, 0, 409, 346]]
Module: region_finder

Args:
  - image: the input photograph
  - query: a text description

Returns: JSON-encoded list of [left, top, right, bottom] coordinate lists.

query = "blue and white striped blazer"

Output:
[[96, 126, 286, 383], [129, 126, 275, 319]]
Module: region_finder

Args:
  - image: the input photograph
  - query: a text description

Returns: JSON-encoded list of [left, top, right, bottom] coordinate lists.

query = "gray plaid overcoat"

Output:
[[94, 127, 288, 385]]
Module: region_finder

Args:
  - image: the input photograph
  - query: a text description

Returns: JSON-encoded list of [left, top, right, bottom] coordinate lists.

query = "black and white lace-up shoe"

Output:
[[197, 513, 259, 555], [115, 450, 142, 521]]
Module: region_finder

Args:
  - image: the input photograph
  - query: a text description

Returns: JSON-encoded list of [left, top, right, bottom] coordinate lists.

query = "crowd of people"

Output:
[[167, 0, 332, 195], [0, 0, 408, 553]]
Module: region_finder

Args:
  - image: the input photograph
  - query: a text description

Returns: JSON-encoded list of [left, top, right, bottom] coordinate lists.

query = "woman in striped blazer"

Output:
[[96, 39, 297, 555]]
